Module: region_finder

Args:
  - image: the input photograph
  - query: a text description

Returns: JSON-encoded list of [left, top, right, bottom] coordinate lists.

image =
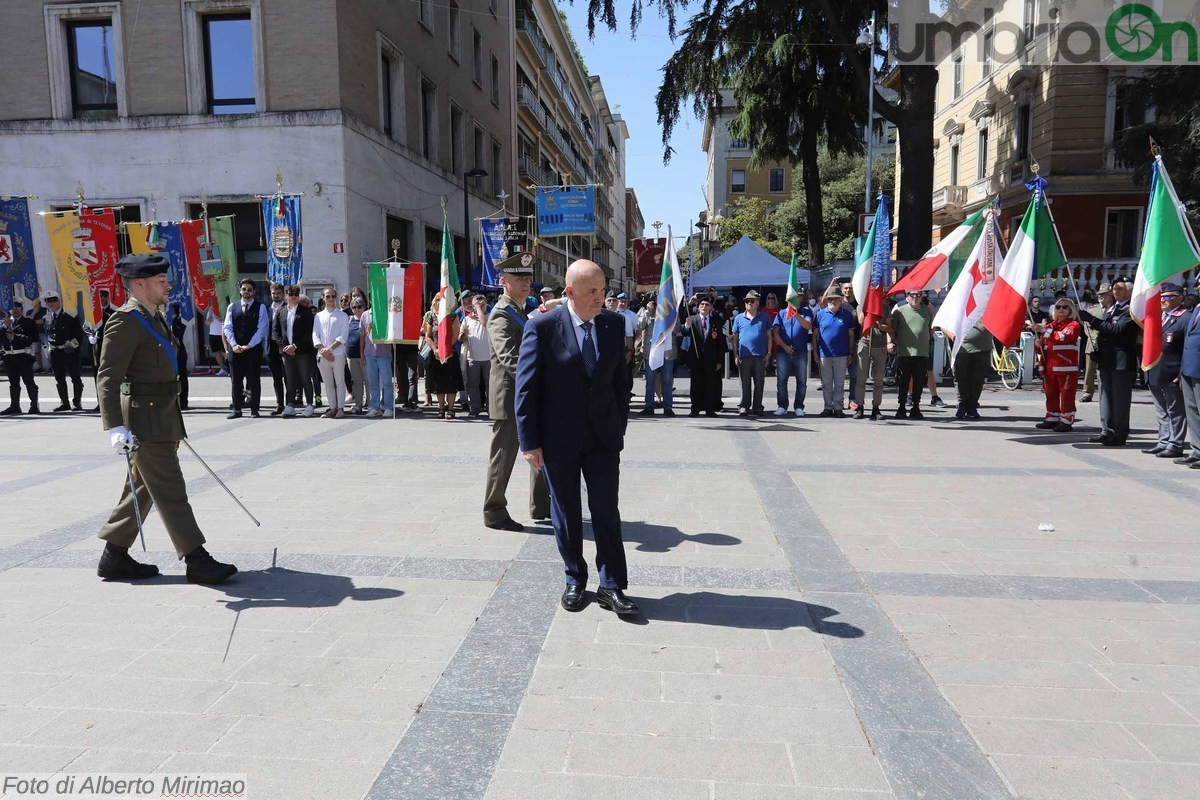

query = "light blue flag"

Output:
[[648, 226, 685, 371]]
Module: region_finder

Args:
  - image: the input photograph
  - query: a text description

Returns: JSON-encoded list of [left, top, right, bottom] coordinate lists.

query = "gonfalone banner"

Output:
[[0, 198, 39, 311], [208, 216, 240, 317], [479, 217, 529, 288], [633, 237, 667, 290], [129, 222, 195, 324], [45, 209, 125, 326], [536, 186, 595, 236], [368, 262, 425, 344], [262, 196, 303, 285]]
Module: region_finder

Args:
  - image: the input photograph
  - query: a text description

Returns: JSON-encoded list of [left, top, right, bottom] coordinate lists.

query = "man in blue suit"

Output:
[[515, 260, 637, 616]]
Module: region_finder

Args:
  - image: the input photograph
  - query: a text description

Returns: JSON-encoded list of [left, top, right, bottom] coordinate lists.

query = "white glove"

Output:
[[108, 426, 134, 451], [88, 334, 97, 345], [67, 338, 79, 350]]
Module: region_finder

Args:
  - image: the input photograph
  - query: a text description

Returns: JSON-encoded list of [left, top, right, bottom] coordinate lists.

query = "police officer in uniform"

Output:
[[96, 253, 237, 584], [483, 252, 550, 531], [1144, 282, 1192, 459], [44, 290, 86, 412], [1, 300, 40, 415]]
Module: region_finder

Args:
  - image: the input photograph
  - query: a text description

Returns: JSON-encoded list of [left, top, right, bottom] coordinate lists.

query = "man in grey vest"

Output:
[[483, 252, 550, 531], [222, 278, 269, 419]]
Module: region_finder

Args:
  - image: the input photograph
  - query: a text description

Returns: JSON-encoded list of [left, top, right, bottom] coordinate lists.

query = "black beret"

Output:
[[1111, 275, 1131, 285], [116, 253, 170, 279]]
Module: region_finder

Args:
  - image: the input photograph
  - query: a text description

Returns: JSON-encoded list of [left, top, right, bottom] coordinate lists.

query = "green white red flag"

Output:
[[1130, 157, 1200, 370], [368, 261, 426, 343], [785, 251, 803, 317], [889, 207, 985, 296], [436, 220, 460, 361], [932, 207, 1001, 360]]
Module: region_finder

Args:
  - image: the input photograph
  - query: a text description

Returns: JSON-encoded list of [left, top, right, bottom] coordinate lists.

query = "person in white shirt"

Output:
[[206, 305, 227, 376], [312, 288, 350, 418], [459, 294, 492, 417]]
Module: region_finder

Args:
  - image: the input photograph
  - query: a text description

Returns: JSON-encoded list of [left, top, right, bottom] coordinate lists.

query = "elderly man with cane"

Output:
[[95, 253, 237, 584]]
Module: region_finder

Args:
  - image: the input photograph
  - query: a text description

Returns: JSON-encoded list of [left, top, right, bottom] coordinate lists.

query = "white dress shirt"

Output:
[[286, 305, 298, 344], [566, 300, 601, 361], [313, 307, 350, 351]]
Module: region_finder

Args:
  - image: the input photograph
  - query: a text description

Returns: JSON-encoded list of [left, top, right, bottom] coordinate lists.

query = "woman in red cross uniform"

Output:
[[1034, 297, 1083, 432]]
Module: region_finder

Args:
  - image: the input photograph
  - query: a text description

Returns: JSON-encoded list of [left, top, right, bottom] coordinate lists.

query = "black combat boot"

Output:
[[97, 543, 161, 580], [54, 386, 71, 412], [27, 388, 39, 414], [72, 385, 84, 411], [184, 546, 238, 585]]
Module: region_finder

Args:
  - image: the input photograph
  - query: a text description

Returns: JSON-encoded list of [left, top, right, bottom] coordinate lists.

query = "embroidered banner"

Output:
[[128, 221, 195, 324], [0, 198, 39, 311], [535, 186, 595, 236], [46, 209, 124, 325], [262, 196, 302, 285]]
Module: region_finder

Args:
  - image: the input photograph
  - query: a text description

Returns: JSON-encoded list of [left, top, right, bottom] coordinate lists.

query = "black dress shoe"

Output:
[[227, 410, 243, 419], [663, 408, 676, 417], [705, 410, 717, 417], [269, 407, 284, 417], [485, 517, 525, 532], [596, 587, 639, 617], [1036, 421, 1059, 430], [561, 584, 587, 612], [53, 403, 71, 412], [1174, 455, 1199, 465], [1190, 461, 1200, 470], [638, 408, 655, 416], [1088, 435, 1108, 443], [852, 408, 864, 419], [97, 548, 160, 581], [1157, 449, 1184, 459], [908, 407, 924, 420], [184, 547, 238, 584], [0, 406, 20, 416], [1142, 445, 1164, 454], [689, 410, 700, 417], [250, 410, 261, 418]]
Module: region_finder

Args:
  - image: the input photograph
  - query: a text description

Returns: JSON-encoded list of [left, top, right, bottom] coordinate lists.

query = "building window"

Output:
[[729, 138, 749, 149], [768, 168, 785, 193], [490, 54, 500, 106], [472, 29, 483, 86], [474, 126, 485, 173], [381, 53, 395, 137], [731, 169, 747, 194], [1104, 208, 1143, 259], [67, 20, 119, 119], [1014, 102, 1030, 160], [490, 0, 498, 15], [447, 2, 460, 58], [419, 0, 433, 31], [203, 14, 254, 114], [981, 29, 994, 78], [492, 139, 503, 196], [420, 78, 437, 161], [1112, 83, 1147, 138], [976, 127, 990, 179], [949, 142, 960, 185], [952, 53, 964, 99], [1023, 0, 1038, 38], [450, 104, 464, 174]]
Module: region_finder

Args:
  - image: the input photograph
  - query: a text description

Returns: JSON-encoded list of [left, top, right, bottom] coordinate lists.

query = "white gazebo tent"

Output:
[[689, 235, 810, 288]]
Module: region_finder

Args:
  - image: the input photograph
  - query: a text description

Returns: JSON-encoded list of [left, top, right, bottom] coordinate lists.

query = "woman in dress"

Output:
[[422, 296, 463, 419]]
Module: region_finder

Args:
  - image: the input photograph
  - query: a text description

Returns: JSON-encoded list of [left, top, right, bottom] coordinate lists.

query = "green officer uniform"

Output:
[[96, 299, 206, 557], [483, 253, 550, 528]]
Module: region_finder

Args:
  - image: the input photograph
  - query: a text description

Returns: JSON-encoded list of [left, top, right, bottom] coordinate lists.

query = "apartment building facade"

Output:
[[926, 0, 1156, 292]]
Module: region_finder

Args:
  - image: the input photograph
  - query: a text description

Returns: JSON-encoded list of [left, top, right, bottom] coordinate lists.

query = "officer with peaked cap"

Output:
[[95, 253, 237, 584], [483, 251, 550, 531], [1144, 282, 1192, 458]]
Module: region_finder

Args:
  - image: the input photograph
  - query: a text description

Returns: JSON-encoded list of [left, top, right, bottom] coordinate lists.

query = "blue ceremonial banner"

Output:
[[536, 187, 595, 236], [160, 223, 196, 325], [262, 196, 303, 285], [477, 217, 529, 289], [0, 198, 40, 310]]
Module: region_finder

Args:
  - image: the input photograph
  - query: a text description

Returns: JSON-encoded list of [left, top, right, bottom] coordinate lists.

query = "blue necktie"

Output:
[[581, 322, 596, 377]]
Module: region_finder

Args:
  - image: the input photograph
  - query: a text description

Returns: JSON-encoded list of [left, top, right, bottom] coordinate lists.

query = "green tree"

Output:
[[713, 197, 792, 261]]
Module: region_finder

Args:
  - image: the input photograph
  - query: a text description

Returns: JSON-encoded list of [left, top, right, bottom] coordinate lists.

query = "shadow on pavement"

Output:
[[633, 591, 864, 638], [622, 522, 740, 553], [184, 567, 404, 611]]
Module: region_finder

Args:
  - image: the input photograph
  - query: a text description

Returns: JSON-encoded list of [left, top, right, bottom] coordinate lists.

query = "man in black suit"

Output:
[[266, 282, 288, 415], [682, 297, 725, 416], [43, 291, 85, 412], [222, 278, 269, 419], [273, 284, 317, 416], [515, 259, 637, 616], [1079, 275, 1139, 446]]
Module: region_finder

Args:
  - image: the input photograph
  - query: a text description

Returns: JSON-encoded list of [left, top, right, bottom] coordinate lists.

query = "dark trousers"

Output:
[[230, 345, 263, 412], [268, 350, 285, 409], [1098, 367, 1134, 442], [542, 438, 627, 590], [738, 354, 766, 412], [175, 348, 189, 408], [954, 350, 989, 412], [4, 353, 37, 408], [50, 348, 84, 406], [689, 358, 722, 412], [896, 355, 928, 408], [282, 352, 315, 406], [394, 344, 419, 406]]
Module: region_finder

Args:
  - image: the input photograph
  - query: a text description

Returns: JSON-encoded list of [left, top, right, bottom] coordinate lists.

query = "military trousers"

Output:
[[98, 440, 206, 558], [484, 416, 549, 524], [1149, 383, 1187, 451], [50, 348, 84, 405], [1098, 368, 1134, 442]]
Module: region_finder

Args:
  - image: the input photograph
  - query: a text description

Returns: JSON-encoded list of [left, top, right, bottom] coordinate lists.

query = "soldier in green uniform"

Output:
[[96, 253, 237, 584], [483, 252, 551, 531]]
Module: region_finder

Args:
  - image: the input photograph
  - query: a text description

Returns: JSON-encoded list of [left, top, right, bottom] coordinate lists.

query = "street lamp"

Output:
[[857, 12, 876, 215], [464, 167, 488, 286]]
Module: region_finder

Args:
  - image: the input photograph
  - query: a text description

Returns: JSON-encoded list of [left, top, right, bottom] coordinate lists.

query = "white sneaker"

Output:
[[366, 409, 382, 419], [794, 408, 805, 417], [215, 369, 229, 377], [774, 408, 788, 416], [302, 404, 314, 417], [282, 405, 296, 418]]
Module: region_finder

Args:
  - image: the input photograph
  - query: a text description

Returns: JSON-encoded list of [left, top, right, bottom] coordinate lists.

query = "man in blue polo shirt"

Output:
[[814, 283, 857, 417], [771, 294, 814, 417], [731, 290, 771, 417]]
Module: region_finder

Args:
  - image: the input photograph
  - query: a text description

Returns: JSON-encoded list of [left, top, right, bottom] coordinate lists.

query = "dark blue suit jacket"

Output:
[[515, 305, 630, 462], [1182, 307, 1200, 380], [1147, 308, 1193, 386]]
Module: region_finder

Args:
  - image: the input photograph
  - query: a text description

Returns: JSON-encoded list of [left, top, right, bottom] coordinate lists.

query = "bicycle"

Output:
[[991, 344, 1023, 389]]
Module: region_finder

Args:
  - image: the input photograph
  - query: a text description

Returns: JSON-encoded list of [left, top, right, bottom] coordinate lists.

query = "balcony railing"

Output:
[[518, 154, 547, 186], [932, 185, 967, 212], [516, 14, 552, 66]]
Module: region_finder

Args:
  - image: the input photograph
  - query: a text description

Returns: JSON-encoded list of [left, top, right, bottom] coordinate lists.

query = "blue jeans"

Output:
[[776, 349, 808, 411], [365, 354, 394, 413], [644, 358, 675, 410]]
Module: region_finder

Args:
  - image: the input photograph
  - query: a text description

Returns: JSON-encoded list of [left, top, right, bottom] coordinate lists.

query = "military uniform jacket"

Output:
[[97, 301, 186, 443], [486, 293, 530, 420], [1147, 308, 1193, 386], [1, 315, 38, 353], [47, 309, 85, 350], [1080, 300, 1139, 371]]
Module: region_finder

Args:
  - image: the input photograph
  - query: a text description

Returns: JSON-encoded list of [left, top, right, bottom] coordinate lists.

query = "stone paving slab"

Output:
[[1, 375, 1198, 799]]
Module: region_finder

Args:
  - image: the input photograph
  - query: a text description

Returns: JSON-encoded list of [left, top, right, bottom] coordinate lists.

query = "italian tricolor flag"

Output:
[[981, 185, 1066, 346], [1131, 157, 1200, 370], [850, 200, 890, 331], [436, 220, 459, 361], [932, 207, 1001, 360], [368, 262, 426, 343], [784, 251, 803, 317], [889, 207, 985, 296]]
